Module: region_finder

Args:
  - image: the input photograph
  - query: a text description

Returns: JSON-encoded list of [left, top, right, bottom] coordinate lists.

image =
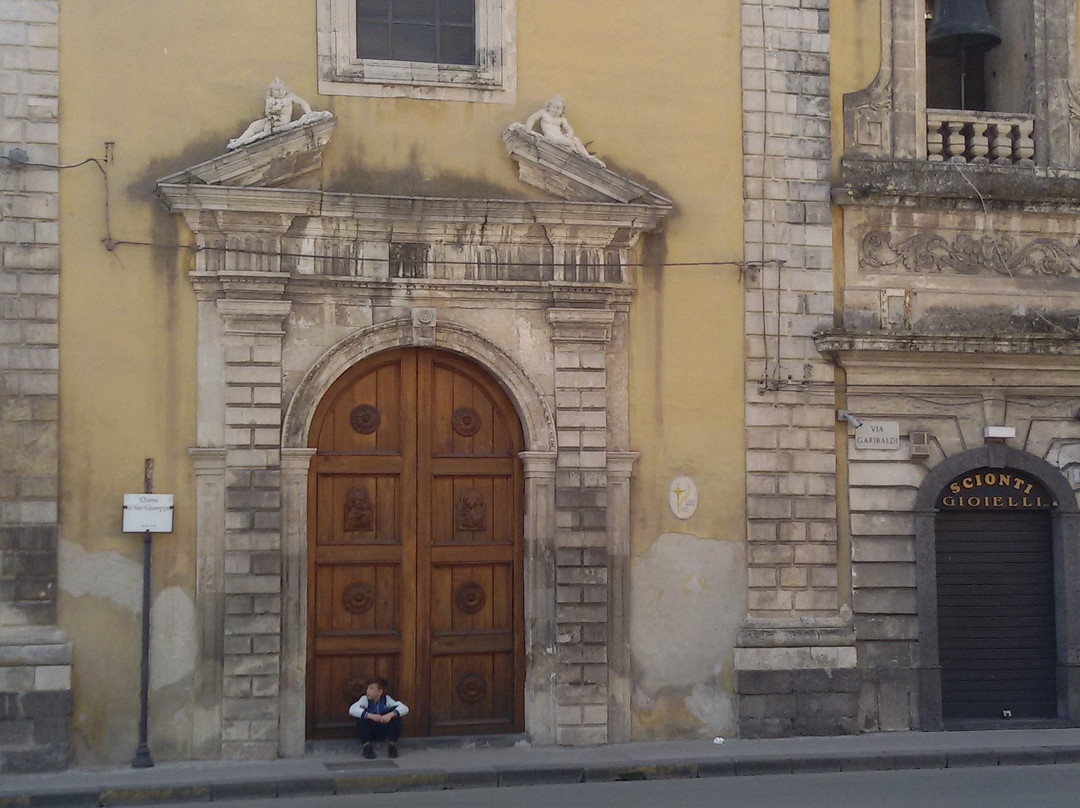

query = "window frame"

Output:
[[318, 0, 516, 103]]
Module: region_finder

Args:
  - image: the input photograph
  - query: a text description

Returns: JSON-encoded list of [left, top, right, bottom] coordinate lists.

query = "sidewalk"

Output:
[[2, 727, 1079, 806]]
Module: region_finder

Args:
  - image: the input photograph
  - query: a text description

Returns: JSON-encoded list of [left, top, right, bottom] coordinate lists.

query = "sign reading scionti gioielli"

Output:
[[937, 468, 1053, 510]]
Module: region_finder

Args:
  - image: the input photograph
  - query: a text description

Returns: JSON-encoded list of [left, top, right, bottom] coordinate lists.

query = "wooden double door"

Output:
[[307, 348, 525, 737]]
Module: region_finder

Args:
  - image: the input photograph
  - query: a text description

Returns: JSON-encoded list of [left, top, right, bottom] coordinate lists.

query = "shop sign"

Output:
[[937, 468, 1053, 510]]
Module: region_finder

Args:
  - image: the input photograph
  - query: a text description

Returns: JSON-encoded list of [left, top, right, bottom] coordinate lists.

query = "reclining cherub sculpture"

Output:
[[228, 78, 332, 150], [518, 95, 605, 167]]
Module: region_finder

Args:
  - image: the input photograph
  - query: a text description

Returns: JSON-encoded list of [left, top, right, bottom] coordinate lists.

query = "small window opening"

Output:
[[357, 0, 476, 65]]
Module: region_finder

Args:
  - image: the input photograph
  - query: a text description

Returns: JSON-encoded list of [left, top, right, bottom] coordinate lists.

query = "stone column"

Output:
[[547, 308, 615, 745], [605, 451, 637, 743], [217, 296, 291, 760], [520, 450, 557, 744], [188, 447, 227, 758], [278, 447, 315, 757]]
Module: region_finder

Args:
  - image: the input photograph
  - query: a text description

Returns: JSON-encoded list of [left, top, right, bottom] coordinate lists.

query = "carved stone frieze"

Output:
[[860, 230, 1080, 277]]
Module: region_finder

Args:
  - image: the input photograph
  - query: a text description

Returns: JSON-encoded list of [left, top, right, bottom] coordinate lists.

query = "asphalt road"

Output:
[[132, 763, 1080, 808]]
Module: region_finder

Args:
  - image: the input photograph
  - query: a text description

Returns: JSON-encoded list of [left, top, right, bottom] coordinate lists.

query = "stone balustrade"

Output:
[[926, 110, 1036, 166]]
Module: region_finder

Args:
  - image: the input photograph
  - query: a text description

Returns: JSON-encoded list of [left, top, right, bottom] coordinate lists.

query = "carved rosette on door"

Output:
[[308, 349, 525, 737]]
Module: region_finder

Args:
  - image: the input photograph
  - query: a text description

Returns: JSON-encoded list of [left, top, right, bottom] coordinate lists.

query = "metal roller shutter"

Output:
[[935, 510, 1057, 720]]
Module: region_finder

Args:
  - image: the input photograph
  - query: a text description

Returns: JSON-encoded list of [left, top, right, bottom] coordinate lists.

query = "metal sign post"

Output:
[[122, 459, 173, 769]]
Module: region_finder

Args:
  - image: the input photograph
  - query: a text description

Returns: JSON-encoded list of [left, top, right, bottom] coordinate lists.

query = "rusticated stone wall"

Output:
[[0, 0, 71, 773]]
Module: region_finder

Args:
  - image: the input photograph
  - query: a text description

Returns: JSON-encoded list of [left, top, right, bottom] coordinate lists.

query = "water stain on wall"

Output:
[[630, 532, 746, 738]]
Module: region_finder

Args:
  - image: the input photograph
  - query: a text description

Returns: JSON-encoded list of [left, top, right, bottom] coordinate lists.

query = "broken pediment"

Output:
[[502, 123, 670, 206], [157, 114, 336, 188]]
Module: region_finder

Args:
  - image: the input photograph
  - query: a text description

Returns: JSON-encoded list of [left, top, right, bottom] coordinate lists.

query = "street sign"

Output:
[[854, 421, 900, 451], [122, 494, 174, 533]]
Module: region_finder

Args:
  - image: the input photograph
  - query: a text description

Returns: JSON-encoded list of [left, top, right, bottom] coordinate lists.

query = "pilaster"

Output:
[[278, 448, 315, 757], [520, 450, 558, 744], [605, 451, 637, 743], [548, 308, 614, 745], [188, 447, 227, 758], [218, 298, 291, 760]]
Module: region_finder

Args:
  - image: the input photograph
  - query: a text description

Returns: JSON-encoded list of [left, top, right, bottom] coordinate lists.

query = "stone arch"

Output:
[[282, 318, 556, 455], [278, 316, 560, 754], [912, 445, 1080, 729]]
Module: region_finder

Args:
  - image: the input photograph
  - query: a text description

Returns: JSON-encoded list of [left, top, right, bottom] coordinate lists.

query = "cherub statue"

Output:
[[227, 78, 332, 150], [522, 95, 605, 167]]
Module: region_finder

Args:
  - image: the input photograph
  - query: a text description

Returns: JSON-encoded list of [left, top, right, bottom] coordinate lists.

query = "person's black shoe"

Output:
[[362, 743, 375, 760], [387, 742, 398, 759]]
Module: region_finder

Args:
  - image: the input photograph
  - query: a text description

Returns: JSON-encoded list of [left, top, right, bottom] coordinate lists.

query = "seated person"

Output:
[[348, 676, 409, 759]]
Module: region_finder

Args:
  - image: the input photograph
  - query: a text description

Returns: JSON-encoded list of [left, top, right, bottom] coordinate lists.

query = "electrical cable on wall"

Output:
[[1, 149, 115, 249], [3, 149, 783, 271]]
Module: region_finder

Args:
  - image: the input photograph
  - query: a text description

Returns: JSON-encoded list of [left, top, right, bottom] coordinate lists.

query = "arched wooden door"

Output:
[[306, 348, 525, 738]]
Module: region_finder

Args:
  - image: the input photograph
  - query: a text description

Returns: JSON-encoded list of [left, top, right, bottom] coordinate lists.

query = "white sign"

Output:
[[668, 475, 698, 520], [123, 494, 174, 533], [854, 421, 901, 451]]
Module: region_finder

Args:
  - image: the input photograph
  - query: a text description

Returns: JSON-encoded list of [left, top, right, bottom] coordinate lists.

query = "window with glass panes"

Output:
[[357, 0, 476, 65]]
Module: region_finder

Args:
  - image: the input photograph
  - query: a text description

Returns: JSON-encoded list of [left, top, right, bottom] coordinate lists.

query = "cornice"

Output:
[[157, 117, 336, 188], [816, 330, 1080, 358], [835, 157, 1080, 212], [156, 184, 671, 233]]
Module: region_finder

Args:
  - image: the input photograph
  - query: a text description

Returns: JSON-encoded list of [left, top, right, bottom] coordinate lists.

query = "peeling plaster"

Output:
[[59, 539, 142, 614], [150, 586, 195, 691], [685, 681, 737, 730], [630, 533, 746, 736]]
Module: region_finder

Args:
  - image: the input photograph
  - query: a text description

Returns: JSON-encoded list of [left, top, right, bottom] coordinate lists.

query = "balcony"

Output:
[[926, 110, 1035, 166]]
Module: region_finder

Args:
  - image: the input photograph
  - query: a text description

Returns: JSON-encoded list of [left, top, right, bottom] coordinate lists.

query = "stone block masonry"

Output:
[[737, 0, 853, 738], [217, 299, 291, 760], [0, 0, 70, 773], [0, 0, 59, 630], [548, 309, 617, 746]]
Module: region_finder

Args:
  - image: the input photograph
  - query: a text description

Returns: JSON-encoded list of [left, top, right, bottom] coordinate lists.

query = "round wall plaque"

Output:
[[668, 475, 698, 520]]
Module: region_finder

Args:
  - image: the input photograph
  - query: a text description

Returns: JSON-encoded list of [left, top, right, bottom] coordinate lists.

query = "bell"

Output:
[[926, 0, 1002, 57]]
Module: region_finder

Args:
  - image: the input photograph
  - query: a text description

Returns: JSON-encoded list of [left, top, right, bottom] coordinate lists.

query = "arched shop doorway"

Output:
[[914, 447, 1080, 730], [934, 468, 1056, 721]]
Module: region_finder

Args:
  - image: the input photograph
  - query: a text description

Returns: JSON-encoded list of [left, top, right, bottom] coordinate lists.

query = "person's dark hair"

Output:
[[366, 676, 390, 690]]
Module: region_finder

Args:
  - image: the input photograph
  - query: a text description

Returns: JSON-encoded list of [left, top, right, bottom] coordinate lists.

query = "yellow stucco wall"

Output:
[[56, 0, 888, 761]]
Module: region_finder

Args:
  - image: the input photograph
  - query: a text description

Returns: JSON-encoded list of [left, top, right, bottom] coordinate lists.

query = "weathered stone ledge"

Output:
[[835, 157, 1080, 210]]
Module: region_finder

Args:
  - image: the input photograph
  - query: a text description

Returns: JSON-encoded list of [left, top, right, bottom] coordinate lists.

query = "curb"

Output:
[[2, 744, 1079, 805]]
